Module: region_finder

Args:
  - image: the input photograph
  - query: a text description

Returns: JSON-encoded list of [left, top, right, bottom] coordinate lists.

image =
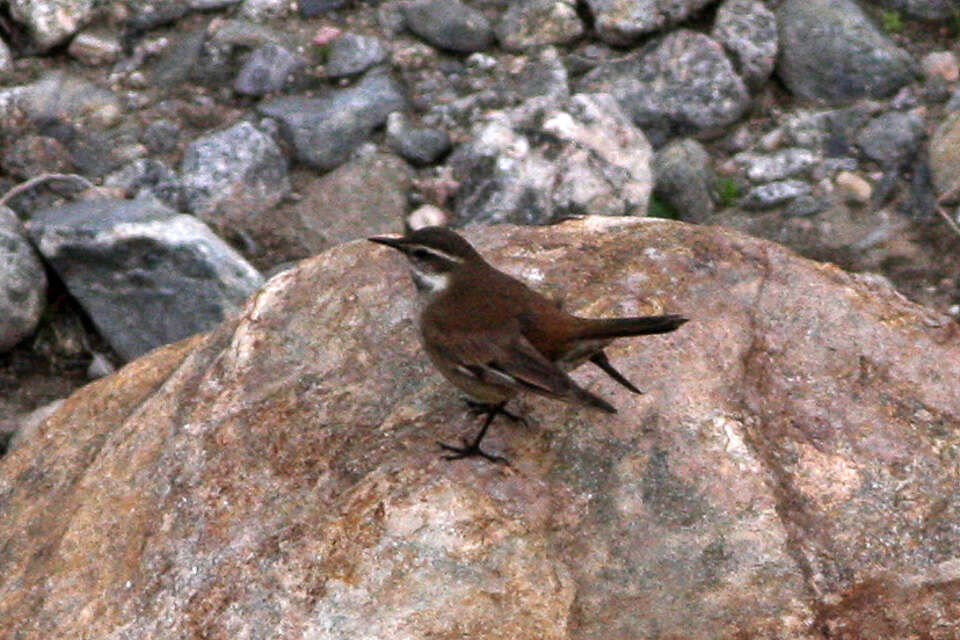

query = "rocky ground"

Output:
[[0, 0, 958, 454]]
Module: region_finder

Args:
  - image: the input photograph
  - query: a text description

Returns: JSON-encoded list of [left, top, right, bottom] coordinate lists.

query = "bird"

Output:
[[369, 226, 687, 463]]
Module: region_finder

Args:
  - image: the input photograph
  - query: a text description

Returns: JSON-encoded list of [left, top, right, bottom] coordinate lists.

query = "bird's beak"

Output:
[[368, 235, 406, 251]]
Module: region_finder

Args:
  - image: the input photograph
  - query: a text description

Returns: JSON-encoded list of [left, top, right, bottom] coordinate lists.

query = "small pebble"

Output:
[[835, 170, 872, 204]]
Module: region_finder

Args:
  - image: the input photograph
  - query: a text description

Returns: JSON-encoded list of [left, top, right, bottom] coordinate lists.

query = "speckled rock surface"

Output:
[[1, 219, 957, 639]]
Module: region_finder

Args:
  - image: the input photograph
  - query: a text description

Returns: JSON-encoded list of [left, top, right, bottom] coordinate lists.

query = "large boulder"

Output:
[[1, 219, 957, 639], [776, 0, 916, 103]]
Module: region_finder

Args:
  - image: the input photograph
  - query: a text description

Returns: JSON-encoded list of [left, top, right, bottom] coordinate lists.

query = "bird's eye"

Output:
[[412, 249, 430, 260]]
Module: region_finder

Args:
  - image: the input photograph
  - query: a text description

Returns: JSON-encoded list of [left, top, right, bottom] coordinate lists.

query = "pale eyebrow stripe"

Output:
[[407, 244, 465, 263]]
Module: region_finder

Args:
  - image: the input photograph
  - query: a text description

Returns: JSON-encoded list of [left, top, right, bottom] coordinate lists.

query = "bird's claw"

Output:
[[437, 440, 508, 464]]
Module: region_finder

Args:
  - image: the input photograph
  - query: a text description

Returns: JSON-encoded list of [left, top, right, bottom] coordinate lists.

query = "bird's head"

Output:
[[369, 226, 482, 294]]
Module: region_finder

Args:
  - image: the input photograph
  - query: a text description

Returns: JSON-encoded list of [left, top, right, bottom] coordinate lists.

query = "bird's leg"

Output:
[[439, 401, 512, 463], [463, 399, 529, 427]]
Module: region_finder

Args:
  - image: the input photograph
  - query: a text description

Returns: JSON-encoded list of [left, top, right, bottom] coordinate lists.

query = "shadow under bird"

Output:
[[369, 226, 688, 463]]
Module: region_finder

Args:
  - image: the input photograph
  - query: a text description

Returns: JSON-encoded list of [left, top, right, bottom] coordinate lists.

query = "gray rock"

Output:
[[1, 135, 74, 180], [500, 46, 570, 104], [403, 0, 495, 53], [142, 119, 181, 155], [577, 30, 749, 138], [0, 39, 12, 80], [779, 105, 878, 155], [948, 88, 960, 112], [654, 138, 715, 223], [300, 0, 349, 15], [451, 93, 653, 225], [325, 34, 388, 78], [257, 72, 406, 171], [863, 0, 960, 20], [783, 194, 828, 217], [4, 399, 63, 453], [238, 0, 291, 19], [495, 0, 583, 51], [122, 1, 190, 30], [929, 111, 960, 198], [776, 0, 916, 103], [0, 207, 46, 352], [249, 150, 412, 260], [234, 44, 305, 96], [734, 148, 819, 183], [191, 0, 243, 8], [67, 28, 123, 66], [180, 121, 290, 226], [711, 0, 777, 88], [856, 111, 925, 167], [104, 159, 186, 211], [19, 70, 121, 127], [25, 198, 263, 361], [585, 0, 714, 45], [9, 0, 95, 50], [742, 179, 812, 209], [386, 113, 452, 166]]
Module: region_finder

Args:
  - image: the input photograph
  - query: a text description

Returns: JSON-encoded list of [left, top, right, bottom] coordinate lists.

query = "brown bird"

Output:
[[369, 226, 687, 462]]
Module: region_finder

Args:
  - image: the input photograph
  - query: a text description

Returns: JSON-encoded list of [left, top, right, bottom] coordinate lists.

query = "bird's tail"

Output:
[[577, 314, 688, 340]]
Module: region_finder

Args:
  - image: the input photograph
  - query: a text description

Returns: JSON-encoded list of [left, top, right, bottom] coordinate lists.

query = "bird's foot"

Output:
[[437, 439, 508, 464], [462, 400, 529, 428]]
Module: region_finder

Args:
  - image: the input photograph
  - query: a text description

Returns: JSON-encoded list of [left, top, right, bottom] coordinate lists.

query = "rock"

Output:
[[776, 0, 916, 103], [86, 351, 115, 379], [929, 111, 960, 199], [24, 198, 263, 361], [0, 38, 13, 80], [407, 203, 450, 230], [920, 51, 959, 83], [402, 0, 495, 53], [386, 112, 452, 166], [783, 194, 828, 217], [494, 0, 583, 51], [239, 0, 292, 19], [9, 0, 95, 50], [855, 111, 925, 168], [324, 33, 389, 78], [234, 44, 305, 95], [3, 399, 63, 453], [104, 159, 186, 211], [19, 70, 122, 127], [257, 73, 407, 171], [863, 0, 960, 20], [300, 0, 348, 15], [0, 207, 46, 352], [779, 105, 878, 155], [498, 46, 570, 104], [742, 179, 812, 209], [150, 26, 207, 87], [121, 0, 190, 31], [2, 219, 958, 639], [585, 0, 714, 45], [141, 119, 182, 155], [451, 93, 653, 225], [835, 170, 873, 203], [180, 121, 291, 228], [1, 135, 75, 180], [733, 148, 819, 183], [577, 30, 749, 139], [248, 151, 412, 263], [653, 138, 715, 223], [67, 28, 123, 66], [711, 0, 777, 88]]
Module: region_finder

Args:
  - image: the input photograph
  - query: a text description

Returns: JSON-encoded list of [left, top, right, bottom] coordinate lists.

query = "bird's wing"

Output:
[[425, 319, 616, 413]]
